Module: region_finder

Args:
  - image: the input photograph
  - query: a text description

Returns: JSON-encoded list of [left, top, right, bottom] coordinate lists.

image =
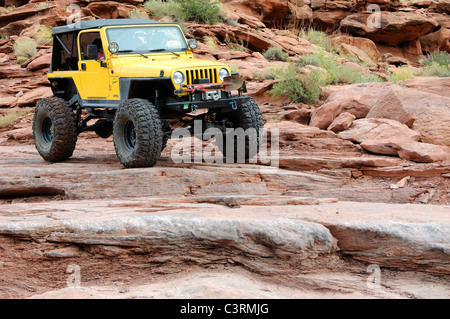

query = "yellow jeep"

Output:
[[32, 19, 264, 168]]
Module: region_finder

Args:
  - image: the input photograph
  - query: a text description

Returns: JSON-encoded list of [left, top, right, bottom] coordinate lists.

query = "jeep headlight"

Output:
[[173, 71, 185, 85], [219, 68, 230, 81]]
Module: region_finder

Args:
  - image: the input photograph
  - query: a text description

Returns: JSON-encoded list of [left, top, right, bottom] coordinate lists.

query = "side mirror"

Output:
[[86, 44, 98, 59]]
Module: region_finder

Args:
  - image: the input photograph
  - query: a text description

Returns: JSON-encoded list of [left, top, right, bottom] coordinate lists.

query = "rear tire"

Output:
[[32, 97, 77, 162], [113, 98, 163, 168], [218, 98, 264, 162], [94, 120, 113, 139]]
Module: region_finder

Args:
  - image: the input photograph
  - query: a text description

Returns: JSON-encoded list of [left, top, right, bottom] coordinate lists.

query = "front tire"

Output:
[[32, 97, 77, 162], [113, 98, 163, 168]]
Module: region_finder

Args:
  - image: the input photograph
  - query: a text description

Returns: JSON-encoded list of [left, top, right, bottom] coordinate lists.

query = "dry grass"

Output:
[[34, 25, 53, 45], [129, 8, 149, 19], [13, 37, 38, 63], [0, 108, 32, 129], [203, 36, 218, 52]]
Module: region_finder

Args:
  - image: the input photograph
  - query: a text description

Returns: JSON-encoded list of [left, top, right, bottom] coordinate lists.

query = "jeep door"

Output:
[[77, 30, 110, 99]]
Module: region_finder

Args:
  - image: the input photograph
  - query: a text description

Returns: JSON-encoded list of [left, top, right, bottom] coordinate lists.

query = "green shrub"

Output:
[[389, 66, 415, 82], [13, 37, 38, 63], [421, 62, 450, 77], [354, 73, 384, 83], [423, 50, 450, 67], [144, 0, 225, 24], [268, 65, 327, 104], [296, 50, 339, 84], [263, 66, 282, 80], [178, 0, 225, 24], [262, 46, 289, 62], [268, 50, 387, 103], [298, 28, 339, 53], [144, 0, 185, 22]]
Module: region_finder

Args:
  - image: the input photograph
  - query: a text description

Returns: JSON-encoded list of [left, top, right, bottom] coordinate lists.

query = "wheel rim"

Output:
[[124, 120, 136, 151], [42, 116, 53, 144]]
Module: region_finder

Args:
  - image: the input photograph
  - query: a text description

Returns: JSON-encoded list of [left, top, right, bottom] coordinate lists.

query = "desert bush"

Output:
[[0, 108, 32, 129], [354, 73, 384, 83], [297, 50, 385, 85], [389, 66, 415, 82], [226, 60, 239, 73], [298, 28, 340, 53], [13, 37, 38, 63], [203, 36, 218, 52], [423, 50, 450, 67], [34, 2, 53, 9], [144, 0, 185, 21], [144, 0, 226, 24], [179, 0, 225, 24], [268, 65, 327, 103], [262, 46, 289, 62], [421, 62, 450, 77], [263, 66, 282, 80], [268, 49, 387, 103], [129, 8, 149, 19], [34, 25, 53, 45]]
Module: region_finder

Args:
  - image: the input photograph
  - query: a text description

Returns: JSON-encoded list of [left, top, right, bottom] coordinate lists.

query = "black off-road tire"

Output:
[[218, 97, 264, 162], [32, 97, 78, 162], [113, 98, 163, 168], [161, 120, 171, 152]]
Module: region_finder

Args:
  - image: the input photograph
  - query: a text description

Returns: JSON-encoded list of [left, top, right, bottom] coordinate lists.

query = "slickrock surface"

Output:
[[0, 133, 449, 299]]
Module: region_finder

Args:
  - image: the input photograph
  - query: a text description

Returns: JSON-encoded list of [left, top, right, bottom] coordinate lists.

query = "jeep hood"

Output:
[[113, 56, 229, 78]]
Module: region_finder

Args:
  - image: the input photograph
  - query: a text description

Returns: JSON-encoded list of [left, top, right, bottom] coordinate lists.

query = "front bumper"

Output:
[[164, 95, 251, 113]]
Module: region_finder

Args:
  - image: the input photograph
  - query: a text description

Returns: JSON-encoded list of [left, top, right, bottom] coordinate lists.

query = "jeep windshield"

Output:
[[106, 26, 188, 55]]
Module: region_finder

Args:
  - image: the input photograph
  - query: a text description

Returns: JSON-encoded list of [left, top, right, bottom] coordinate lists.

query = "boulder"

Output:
[[361, 139, 450, 162], [324, 82, 450, 147], [0, 96, 17, 108], [327, 112, 356, 133], [13, 86, 53, 107], [402, 77, 450, 98], [394, 141, 450, 163], [338, 118, 421, 144], [280, 108, 312, 125], [309, 84, 382, 129], [26, 53, 51, 71], [420, 27, 450, 54], [309, 101, 341, 129], [340, 12, 439, 46], [430, 0, 450, 13], [213, 50, 251, 60], [331, 36, 381, 64], [366, 88, 415, 127], [86, 1, 135, 19]]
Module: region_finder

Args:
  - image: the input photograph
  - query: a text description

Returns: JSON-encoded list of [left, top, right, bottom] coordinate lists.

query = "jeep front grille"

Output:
[[185, 68, 218, 85]]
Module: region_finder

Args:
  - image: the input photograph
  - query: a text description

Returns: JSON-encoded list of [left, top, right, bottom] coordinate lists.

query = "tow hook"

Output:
[[230, 101, 238, 111], [191, 104, 198, 114]]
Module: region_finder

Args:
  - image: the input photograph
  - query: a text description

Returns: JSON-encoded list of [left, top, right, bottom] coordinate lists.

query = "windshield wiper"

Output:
[[148, 49, 180, 57], [117, 50, 148, 59]]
